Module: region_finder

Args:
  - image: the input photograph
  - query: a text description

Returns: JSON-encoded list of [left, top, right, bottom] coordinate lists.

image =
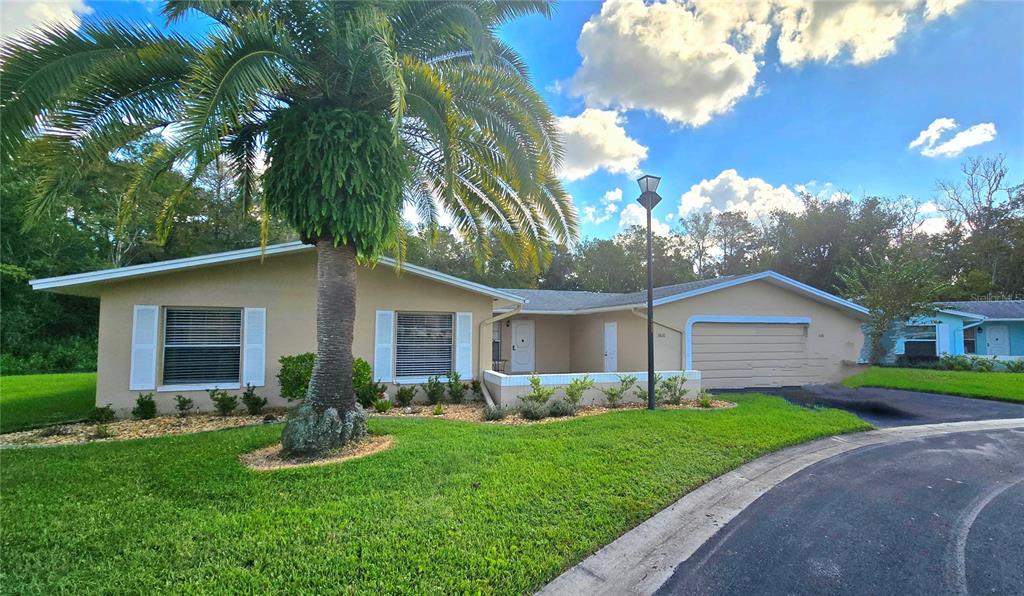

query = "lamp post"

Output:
[[637, 174, 662, 410]]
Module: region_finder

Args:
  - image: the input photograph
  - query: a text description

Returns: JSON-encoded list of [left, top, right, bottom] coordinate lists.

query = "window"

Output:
[[395, 312, 453, 377], [903, 324, 937, 357], [163, 308, 242, 385], [492, 323, 502, 362], [964, 327, 977, 354]]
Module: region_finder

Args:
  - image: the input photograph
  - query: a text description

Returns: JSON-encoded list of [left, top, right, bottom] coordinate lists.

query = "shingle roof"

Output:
[[938, 300, 1024, 319], [500, 276, 743, 312]]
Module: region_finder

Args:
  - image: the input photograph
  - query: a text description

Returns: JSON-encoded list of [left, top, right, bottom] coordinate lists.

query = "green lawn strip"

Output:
[[0, 394, 868, 594], [843, 367, 1024, 403], [0, 373, 97, 433]]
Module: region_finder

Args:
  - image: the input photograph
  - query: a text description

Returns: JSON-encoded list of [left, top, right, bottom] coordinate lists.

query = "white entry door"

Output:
[[986, 325, 1009, 356], [603, 322, 617, 372], [510, 320, 535, 372]]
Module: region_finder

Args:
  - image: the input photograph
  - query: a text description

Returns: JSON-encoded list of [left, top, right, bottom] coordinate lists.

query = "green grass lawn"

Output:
[[0, 373, 96, 433], [0, 394, 867, 593], [843, 367, 1024, 402]]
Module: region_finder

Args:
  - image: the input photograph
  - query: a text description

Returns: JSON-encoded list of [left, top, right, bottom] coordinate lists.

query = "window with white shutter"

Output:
[[162, 308, 242, 385], [395, 312, 454, 377]]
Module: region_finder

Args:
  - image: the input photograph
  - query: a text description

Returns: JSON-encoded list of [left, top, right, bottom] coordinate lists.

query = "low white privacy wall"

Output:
[[482, 370, 701, 409]]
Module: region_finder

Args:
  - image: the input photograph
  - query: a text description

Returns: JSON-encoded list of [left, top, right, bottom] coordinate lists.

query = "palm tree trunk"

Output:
[[307, 238, 358, 412]]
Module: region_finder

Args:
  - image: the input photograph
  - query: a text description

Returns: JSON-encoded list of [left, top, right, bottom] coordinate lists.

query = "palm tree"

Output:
[[1, 0, 576, 454]]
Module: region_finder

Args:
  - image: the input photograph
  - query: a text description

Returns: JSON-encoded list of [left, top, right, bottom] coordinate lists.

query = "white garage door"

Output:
[[691, 323, 826, 389]]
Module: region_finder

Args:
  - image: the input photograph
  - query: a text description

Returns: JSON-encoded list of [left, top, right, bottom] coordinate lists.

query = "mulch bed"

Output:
[[373, 399, 736, 425], [240, 435, 394, 471]]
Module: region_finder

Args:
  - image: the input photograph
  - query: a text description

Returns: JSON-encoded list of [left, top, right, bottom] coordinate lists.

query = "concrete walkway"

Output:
[[537, 418, 1024, 596]]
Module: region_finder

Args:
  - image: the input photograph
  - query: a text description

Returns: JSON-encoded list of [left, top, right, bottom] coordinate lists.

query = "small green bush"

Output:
[[446, 372, 466, 404], [423, 376, 446, 404], [277, 352, 315, 401], [87, 404, 115, 424], [697, 390, 714, 408], [241, 384, 267, 415], [522, 375, 555, 406], [373, 399, 393, 413], [432, 403, 444, 416], [470, 380, 483, 399], [394, 385, 416, 407], [633, 373, 661, 403], [357, 380, 386, 409], [601, 375, 637, 408], [656, 375, 690, 405], [548, 400, 576, 417], [563, 375, 594, 407], [938, 354, 974, 372], [209, 389, 238, 417], [1003, 359, 1024, 373], [131, 393, 157, 420], [971, 356, 997, 372], [89, 424, 115, 440], [519, 401, 548, 420], [483, 405, 508, 421], [174, 395, 194, 417]]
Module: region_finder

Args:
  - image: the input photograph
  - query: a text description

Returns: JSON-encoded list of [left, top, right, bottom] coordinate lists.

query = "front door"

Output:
[[604, 322, 617, 372], [510, 320, 535, 372], [986, 325, 1009, 356]]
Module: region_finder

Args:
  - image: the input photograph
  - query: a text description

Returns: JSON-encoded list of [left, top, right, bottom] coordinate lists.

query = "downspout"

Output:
[[631, 307, 685, 370], [477, 304, 524, 408]]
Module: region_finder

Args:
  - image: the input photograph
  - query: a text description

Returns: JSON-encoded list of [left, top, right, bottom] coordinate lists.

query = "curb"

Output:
[[537, 418, 1024, 596]]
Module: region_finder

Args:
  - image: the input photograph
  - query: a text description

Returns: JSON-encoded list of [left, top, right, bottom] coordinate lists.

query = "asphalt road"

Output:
[[656, 428, 1024, 596]]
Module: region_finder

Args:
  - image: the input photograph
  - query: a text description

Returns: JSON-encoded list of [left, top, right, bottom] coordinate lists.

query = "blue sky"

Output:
[[4, 0, 1022, 240]]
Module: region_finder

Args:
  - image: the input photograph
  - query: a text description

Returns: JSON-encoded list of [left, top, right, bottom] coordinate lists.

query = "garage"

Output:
[[690, 322, 829, 388]]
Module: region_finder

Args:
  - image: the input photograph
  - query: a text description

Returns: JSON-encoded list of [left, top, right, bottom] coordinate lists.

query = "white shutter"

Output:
[[455, 312, 473, 379], [374, 310, 395, 382], [129, 305, 159, 390], [242, 308, 267, 387]]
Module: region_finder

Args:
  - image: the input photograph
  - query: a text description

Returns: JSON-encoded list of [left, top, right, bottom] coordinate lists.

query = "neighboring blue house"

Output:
[[892, 300, 1024, 361]]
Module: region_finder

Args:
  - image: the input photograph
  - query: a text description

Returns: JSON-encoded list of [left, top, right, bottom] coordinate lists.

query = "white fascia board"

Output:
[[30, 241, 525, 304], [936, 308, 987, 320]]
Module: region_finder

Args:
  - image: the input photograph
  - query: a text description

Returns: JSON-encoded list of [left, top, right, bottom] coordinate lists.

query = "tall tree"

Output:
[[677, 211, 716, 278], [2, 1, 576, 454], [713, 211, 756, 276]]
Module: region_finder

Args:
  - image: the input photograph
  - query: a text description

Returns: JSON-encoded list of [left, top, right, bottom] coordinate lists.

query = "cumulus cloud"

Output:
[[679, 169, 804, 220], [909, 118, 997, 158], [917, 202, 949, 234], [619, 202, 671, 236], [567, 0, 969, 126], [1, 0, 91, 39], [582, 187, 623, 225], [556, 109, 648, 181]]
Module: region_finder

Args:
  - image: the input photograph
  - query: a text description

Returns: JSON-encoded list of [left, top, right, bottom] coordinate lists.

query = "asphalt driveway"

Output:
[[771, 384, 1024, 427], [656, 428, 1024, 596]]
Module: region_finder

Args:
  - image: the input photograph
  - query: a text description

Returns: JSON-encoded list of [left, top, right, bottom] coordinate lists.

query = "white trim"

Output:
[[937, 308, 987, 320], [395, 375, 453, 385], [684, 315, 812, 369], [655, 272, 868, 316], [157, 383, 241, 393], [30, 240, 526, 303], [483, 369, 700, 388]]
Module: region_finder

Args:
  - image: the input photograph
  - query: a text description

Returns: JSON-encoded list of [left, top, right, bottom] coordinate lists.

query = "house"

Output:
[[31, 241, 870, 413], [892, 300, 1024, 361]]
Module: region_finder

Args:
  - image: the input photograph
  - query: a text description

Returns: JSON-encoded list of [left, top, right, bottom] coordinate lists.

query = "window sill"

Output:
[[157, 383, 241, 393], [393, 376, 452, 385]]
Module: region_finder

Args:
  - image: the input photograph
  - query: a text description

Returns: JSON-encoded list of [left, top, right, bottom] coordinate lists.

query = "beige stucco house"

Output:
[[32, 241, 869, 414]]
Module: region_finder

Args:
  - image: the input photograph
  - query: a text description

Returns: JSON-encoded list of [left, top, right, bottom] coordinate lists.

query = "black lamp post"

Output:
[[637, 174, 662, 410]]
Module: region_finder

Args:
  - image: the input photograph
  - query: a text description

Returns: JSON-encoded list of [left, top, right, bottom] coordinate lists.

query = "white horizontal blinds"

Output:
[[455, 312, 473, 379], [242, 308, 267, 387], [129, 305, 159, 390], [163, 308, 242, 385], [373, 310, 394, 382], [395, 312, 454, 377]]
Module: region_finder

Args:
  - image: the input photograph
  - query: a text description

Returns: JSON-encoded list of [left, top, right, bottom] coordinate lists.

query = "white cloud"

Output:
[[916, 201, 948, 234], [556, 109, 648, 181], [1, 0, 92, 39], [679, 169, 804, 220], [582, 188, 623, 225], [619, 202, 671, 236], [567, 0, 969, 126], [909, 118, 997, 158]]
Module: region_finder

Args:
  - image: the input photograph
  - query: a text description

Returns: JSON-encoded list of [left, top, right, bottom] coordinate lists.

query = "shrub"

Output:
[[470, 380, 483, 400], [174, 395, 194, 417], [357, 380, 387, 409], [241, 384, 267, 415], [0, 335, 97, 375], [483, 405, 508, 421], [90, 424, 115, 440], [1003, 359, 1024, 373], [423, 376, 446, 404], [601, 375, 637, 408], [519, 401, 548, 420], [131, 392, 157, 420], [633, 373, 661, 403], [656, 375, 690, 406], [697, 390, 714, 408], [432, 403, 444, 416], [548, 400, 576, 417], [87, 404, 115, 424], [562, 375, 594, 408], [209, 389, 238, 417], [522, 375, 555, 406], [277, 352, 315, 401], [446, 372, 466, 404], [938, 354, 974, 372], [373, 398, 393, 413], [970, 356, 997, 372], [352, 356, 372, 388], [394, 385, 416, 407]]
